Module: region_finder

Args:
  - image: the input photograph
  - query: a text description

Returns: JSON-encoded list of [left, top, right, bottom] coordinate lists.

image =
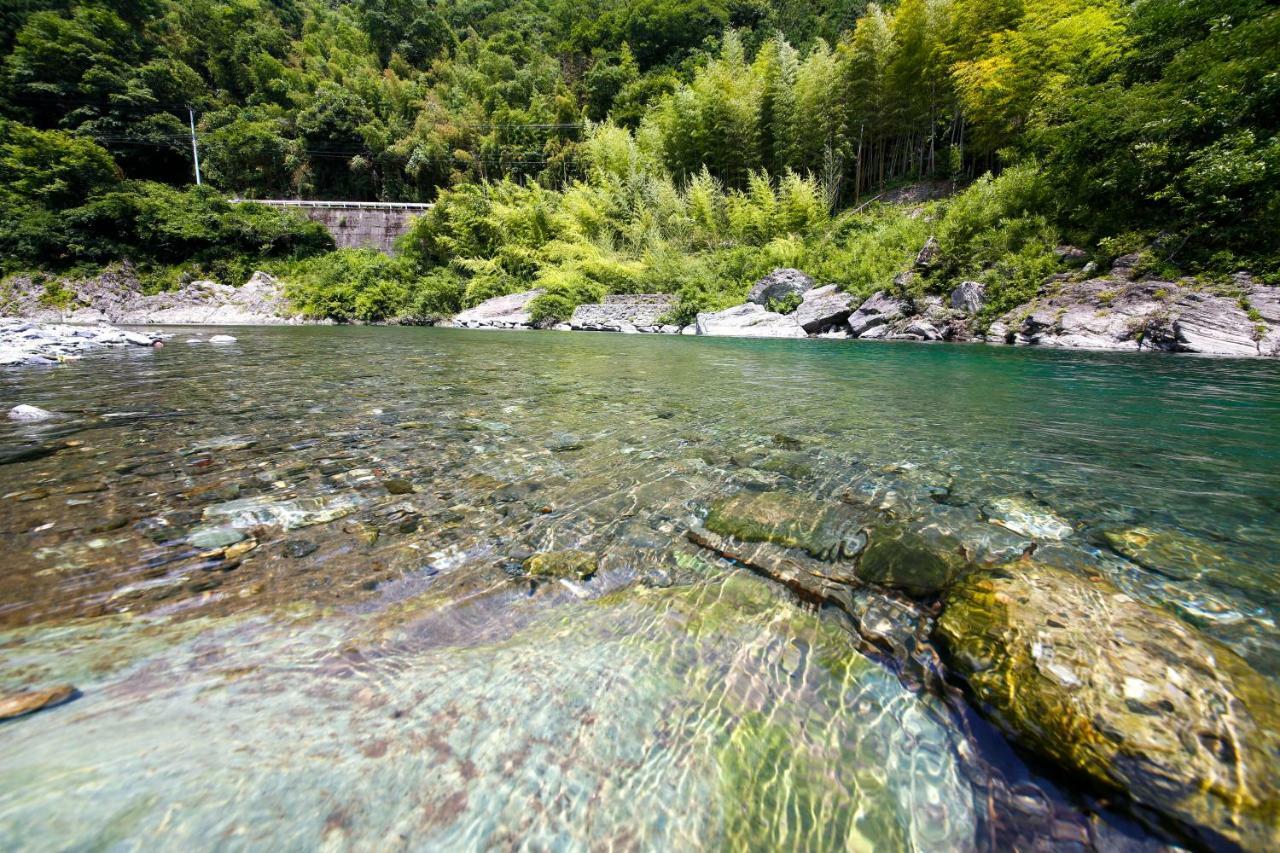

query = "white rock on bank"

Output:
[[694, 303, 806, 338], [449, 289, 544, 329]]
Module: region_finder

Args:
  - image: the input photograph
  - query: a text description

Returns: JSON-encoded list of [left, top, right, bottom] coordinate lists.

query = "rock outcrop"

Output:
[[987, 274, 1280, 357], [4, 268, 311, 325], [568, 294, 678, 333], [694, 303, 806, 338], [793, 284, 856, 333], [938, 564, 1280, 850], [950, 281, 985, 314], [449, 289, 544, 329], [846, 291, 908, 337], [747, 268, 814, 306], [914, 236, 941, 271]]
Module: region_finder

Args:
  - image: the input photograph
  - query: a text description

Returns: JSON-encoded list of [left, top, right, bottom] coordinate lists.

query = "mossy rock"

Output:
[[937, 563, 1280, 849], [704, 491, 864, 561], [857, 526, 966, 597], [1103, 525, 1269, 594], [522, 550, 597, 580]]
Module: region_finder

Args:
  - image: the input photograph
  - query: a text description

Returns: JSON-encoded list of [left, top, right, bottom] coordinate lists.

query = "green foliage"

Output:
[[0, 121, 119, 207], [0, 0, 1276, 312], [766, 291, 803, 314], [284, 248, 413, 322]]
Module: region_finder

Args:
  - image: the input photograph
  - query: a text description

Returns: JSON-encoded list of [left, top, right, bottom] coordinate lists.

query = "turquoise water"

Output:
[[1, 327, 1277, 849]]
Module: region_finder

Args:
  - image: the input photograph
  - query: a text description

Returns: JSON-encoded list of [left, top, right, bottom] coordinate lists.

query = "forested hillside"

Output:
[[2, 0, 1277, 323]]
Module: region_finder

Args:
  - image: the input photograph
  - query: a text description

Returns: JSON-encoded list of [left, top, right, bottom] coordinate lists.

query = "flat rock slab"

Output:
[[451, 289, 544, 329], [695, 303, 806, 338], [938, 563, 1280, 849]]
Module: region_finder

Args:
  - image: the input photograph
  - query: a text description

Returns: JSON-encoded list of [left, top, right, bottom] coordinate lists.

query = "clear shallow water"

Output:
[[1, 327, 1278, 850]]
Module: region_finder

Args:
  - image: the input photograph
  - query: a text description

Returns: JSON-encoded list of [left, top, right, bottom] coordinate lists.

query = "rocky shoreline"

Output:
[[446, 244, 1280, 358], [5, 247, 1278, 359], [2, 266, 318, 327]]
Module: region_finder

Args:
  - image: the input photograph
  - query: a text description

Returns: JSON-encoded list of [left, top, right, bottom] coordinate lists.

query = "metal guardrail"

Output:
[[229, 198, 434, 210]]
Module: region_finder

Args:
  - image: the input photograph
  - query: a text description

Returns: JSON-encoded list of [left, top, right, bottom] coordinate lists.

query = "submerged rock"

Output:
[[704, 491, 865, 561], [694, 303, 806, 338], [522, 550, 597, 580], [203, 494, 362, 531], [8, 404, 56, 421], [983, 496, 1073, 541], [187, 525, 247, 550], [937, 563, 1280, 849], [1104, 526, 1269, 594], [282, 539, 319, 559], [0, 684, 77, 721], [858, 525, 966, 596]]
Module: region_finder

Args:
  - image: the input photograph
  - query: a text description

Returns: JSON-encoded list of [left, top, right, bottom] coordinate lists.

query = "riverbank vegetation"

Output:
[[1, 0, 1276, 321]]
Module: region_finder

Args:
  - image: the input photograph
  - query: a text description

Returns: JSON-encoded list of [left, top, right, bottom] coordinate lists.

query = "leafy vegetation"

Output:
[[0, 0, 1276, 317]]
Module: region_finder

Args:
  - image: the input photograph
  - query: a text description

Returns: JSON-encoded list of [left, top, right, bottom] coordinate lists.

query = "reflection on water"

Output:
[[1, 326, 1278, 849]]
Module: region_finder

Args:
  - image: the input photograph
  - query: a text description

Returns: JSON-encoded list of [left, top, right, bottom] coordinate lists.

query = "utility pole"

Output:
[[187, 107, 202, 186]]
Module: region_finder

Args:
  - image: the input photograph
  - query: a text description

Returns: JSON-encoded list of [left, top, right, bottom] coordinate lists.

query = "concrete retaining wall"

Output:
[[243, 201, 432, 253]]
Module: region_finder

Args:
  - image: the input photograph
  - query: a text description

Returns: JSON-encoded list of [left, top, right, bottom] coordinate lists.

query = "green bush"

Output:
[[407, 267, 466, 321], [285, 249, 414, 322]]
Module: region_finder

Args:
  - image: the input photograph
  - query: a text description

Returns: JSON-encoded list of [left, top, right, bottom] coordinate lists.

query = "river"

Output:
[[2, 327, 1278, 849]]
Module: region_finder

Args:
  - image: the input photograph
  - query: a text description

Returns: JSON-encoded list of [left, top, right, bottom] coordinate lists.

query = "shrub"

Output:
[[285, 249, 414, 322]]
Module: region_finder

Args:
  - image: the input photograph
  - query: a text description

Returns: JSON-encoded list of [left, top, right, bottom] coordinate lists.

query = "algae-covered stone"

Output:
[[704, 491, 865, 561], [858, 526, 966, 597], [522, 550, 597, 580], [1103, 525, 1269, 594], [937, 563, 1280, 849]]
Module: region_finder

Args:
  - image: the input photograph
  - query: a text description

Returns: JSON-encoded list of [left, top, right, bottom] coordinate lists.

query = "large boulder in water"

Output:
[[694, 303, 806, 338], [747, 268, 814, 306], [937, 563, 1280, 849]]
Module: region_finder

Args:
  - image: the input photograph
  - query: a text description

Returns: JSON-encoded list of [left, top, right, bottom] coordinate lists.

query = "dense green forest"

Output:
[[1, 0, 1277, 323]]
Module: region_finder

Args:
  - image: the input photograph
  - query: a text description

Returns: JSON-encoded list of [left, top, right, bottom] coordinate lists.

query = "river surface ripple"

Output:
[[1, 327, 1278, 850]]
